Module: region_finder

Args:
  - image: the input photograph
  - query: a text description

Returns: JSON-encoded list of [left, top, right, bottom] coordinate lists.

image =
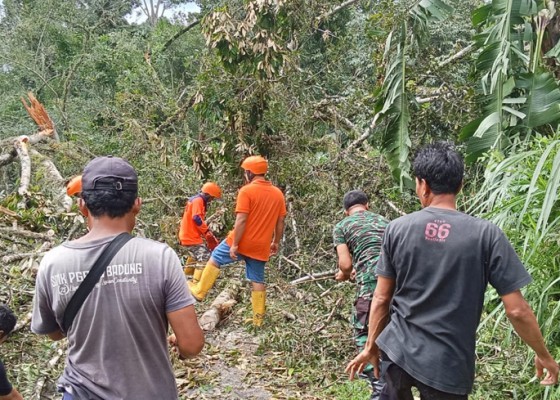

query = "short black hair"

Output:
[[0, 305, 17, 338], [343, 190, 368, 210], [413, 142, 463, 195], [81, 178, 137, 218]]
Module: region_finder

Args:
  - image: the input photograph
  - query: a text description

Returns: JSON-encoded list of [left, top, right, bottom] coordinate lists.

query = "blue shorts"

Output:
[[210, 240, 266, 284]]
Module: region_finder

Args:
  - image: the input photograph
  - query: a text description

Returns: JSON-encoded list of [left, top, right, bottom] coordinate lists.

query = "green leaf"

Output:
[[473, 112, 501, 138], [537, 141, 560, 235], [417, 0, 453, 21], [516, 71, 560, 128], [378, 25, 413, 189], [472, 4, 492, 26], [518, 140, 558, 230]]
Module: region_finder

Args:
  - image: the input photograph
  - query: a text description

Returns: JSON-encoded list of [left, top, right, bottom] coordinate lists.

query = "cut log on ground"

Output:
[[199, 288, 238, 331]]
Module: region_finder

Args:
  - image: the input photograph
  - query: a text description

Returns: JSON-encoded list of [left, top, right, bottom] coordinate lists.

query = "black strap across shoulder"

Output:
[[62, 232, 133, 333]]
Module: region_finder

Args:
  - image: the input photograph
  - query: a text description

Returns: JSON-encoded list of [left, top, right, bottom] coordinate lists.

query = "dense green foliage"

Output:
[[1, 0, 559, 398]]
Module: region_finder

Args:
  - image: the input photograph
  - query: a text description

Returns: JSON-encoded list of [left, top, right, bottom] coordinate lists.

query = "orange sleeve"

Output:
[[235, 187, 251, 214], [191, 197, 208, 234], [279, 192, 287, 216]]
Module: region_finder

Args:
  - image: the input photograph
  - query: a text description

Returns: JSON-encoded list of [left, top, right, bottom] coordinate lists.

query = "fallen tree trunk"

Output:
[[30, 149, 73, 211], [0, 94, 71, 211], [198, 288, 238, 331]]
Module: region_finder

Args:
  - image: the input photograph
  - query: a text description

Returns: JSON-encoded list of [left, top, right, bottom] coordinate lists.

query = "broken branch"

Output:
[[21, 92, 55, 133], [161, 19, 201, 53], [386, 200, 407, 216], [14, 136, 31, 200], [317, 0, 361, 22], [339, 113, 381, 159], [290, 270, 336, 285]]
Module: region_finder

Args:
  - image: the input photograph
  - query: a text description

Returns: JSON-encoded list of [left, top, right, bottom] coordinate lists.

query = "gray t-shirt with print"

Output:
[[376, 207, 532, 395], [32, 235, 195, 400]]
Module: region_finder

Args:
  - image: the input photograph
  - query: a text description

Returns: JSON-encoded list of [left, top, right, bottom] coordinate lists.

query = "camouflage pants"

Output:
[[353, 296, 373, 373], [184, 244, 211, 264]]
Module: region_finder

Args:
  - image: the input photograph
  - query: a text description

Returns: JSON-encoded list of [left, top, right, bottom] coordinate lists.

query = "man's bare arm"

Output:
[[335, 244, 353, 280], [363, 276, 395, 353], [271, 215, 286, 255], [502, 290, 559, 385], [167, 305, 204, 358], [230, 212, 248, 259]]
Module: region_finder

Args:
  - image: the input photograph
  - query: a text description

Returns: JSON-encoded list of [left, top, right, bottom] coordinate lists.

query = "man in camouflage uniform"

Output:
[[333, 190, 388, 400]]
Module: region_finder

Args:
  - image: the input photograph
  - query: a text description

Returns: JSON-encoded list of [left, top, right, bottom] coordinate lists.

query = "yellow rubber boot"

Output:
[[183, 256, 196, 276], [252, 290, 266, 327], [187, 262, 220, 301], [192, 268, 203, 284]]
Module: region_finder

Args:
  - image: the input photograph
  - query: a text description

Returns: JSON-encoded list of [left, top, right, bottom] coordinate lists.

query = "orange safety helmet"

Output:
[[66, 175, 82, 196], [201, 182, 222, 198], [241, 155, 268, 175]]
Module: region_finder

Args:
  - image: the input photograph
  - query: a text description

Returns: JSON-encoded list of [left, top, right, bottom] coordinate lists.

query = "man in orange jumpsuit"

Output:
[[179, 182, 222, 283], [188, 156, 286, 326]]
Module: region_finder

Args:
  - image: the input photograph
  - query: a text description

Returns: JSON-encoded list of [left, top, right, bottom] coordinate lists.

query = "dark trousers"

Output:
[[380, 359, 468, 400]]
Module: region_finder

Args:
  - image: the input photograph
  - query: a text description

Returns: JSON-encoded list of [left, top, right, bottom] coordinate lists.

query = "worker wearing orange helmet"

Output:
[[66, 175, 82, 197], [188, 156, 286, 327], [179, 182, 222, 283]]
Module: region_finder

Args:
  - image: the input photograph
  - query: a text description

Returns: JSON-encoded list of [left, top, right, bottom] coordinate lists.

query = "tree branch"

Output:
[[386, 200, 407, 216], [438, 43, 474, 69], [29, 149, 73, 211], [290, 270, 336, 285], [0, 227, 56, 240], [154, 93, 197, 135], [161, 19, 201, 53], [14, 136, 31, 200], [339, 113, 381, 159], [0, 152, 16, 167], [21, 93, 58, 141], [317, 0, 361, 22]]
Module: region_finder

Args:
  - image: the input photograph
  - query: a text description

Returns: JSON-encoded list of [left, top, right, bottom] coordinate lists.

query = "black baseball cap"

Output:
[[82, 156, 138, 192]]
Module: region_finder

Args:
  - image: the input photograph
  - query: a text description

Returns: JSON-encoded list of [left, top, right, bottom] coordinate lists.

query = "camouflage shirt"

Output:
[[333, 210, 388, 299]]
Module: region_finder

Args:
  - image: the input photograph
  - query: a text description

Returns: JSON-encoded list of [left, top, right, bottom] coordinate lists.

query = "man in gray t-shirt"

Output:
[[32, 156, 204, 400], [346, 143, 558, 399]]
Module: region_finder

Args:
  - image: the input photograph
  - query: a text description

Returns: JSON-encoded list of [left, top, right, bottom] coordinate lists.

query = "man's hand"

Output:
[[229, 244, 239, 260], [345, 347, 380, 380], [270, 242, 279, 255], [205, 231, 219, 251], [167, 334, 183, 360], [335, 270, 350, 281], [536, 355, 559, 385], [168, 334, 177, 349]]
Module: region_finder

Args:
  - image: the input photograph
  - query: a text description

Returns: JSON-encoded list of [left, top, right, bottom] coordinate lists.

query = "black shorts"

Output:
[[380, 354, 468, 400]]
